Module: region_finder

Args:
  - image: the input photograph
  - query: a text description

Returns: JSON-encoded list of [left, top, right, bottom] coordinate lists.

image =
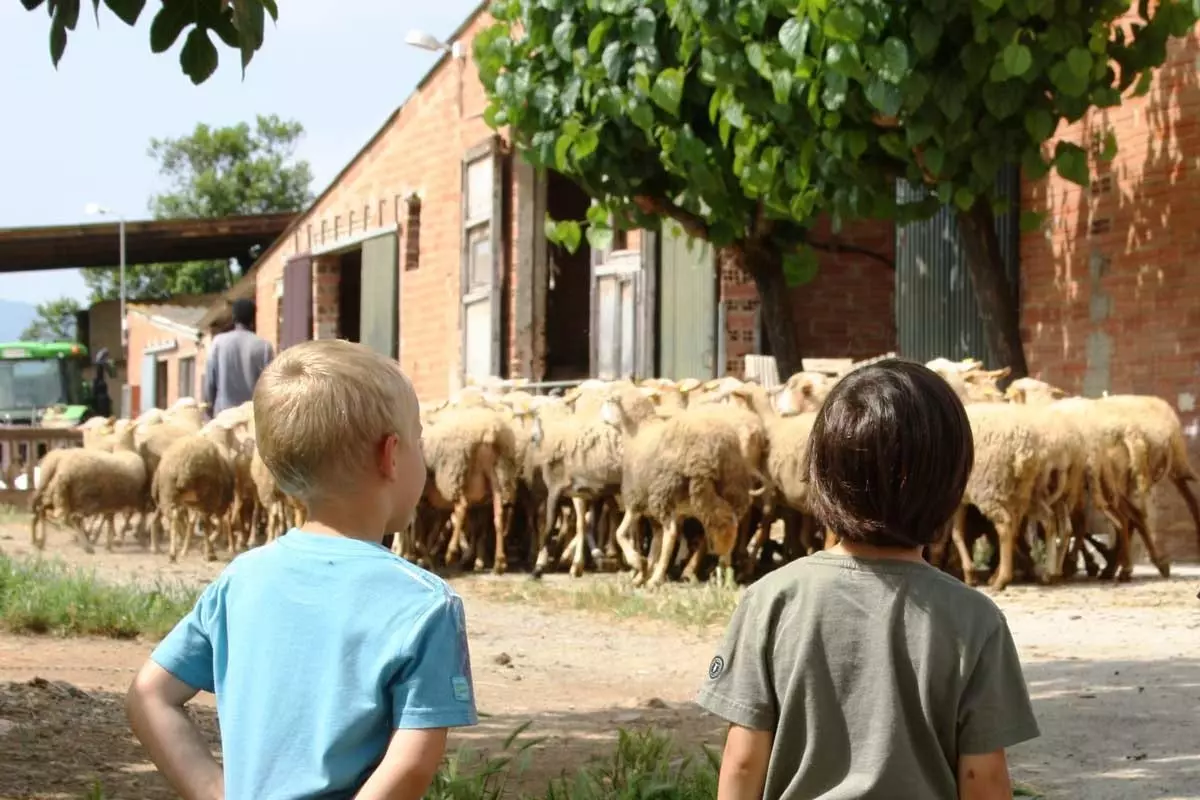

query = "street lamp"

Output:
[[84, 203, 126, 348], [405, 29, 465, 116]]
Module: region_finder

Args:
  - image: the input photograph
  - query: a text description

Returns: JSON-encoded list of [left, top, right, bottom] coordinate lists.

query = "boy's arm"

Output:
[[127, 580, 223, 800], [363, 591, 479, 800], [957, 749, 1012, 800], [126, 661, 224, 800], [957, 616, 1040, 792], [719, 725, 773, 800], [695, 588, 778, 800]]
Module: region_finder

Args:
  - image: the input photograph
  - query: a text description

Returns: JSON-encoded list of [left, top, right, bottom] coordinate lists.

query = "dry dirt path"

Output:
[[2, 523, 1199, 799]]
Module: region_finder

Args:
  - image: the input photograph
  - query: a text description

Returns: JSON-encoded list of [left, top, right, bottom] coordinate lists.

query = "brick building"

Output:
[[124, 299, 212, 413], [1018, 28, 1200, 561]]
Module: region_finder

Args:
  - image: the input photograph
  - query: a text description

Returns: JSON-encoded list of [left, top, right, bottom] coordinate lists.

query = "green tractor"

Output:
[[0, 340, 107, 428]]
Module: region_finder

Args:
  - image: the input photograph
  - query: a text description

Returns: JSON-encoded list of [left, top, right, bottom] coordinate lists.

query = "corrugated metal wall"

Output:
[[894, 166, 1020, 368], [658, 225, 717, 379]]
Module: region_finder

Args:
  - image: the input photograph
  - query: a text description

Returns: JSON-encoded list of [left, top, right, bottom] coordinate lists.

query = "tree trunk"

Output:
[[730, 244, 805, 379], [956, 198, 1029, 379]]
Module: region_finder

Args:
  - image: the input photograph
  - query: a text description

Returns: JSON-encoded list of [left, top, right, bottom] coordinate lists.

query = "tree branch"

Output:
[[802, 233, 895, 270], [633, 195, 709, 241]]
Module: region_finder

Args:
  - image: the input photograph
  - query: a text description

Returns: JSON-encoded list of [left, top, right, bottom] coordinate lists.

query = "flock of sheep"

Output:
[[19, 355, 1200, 592]]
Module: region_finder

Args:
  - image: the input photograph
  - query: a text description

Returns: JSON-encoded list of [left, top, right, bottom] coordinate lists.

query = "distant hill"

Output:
[[0, 300, 38, 342]]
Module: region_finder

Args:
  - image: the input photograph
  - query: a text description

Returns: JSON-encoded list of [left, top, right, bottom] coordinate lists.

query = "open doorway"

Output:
[[338, 249, 362, 343], [544, 171, 592, 381]]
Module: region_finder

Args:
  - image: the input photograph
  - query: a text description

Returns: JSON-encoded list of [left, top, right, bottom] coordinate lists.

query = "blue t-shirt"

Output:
[[151, 531, 478, 800]]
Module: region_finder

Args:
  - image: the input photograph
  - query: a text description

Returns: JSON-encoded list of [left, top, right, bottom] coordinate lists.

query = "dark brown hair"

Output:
[[805, 358, 974, 548]]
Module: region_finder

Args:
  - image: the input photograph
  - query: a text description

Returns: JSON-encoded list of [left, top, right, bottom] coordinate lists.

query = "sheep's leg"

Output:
[[613, 508, 646, 585], [603, 501, 620, 561], [1049, 504, 1075, 581], [490, 489, 511, 575], [171, 510, 188, 562], [949, 506, 975, 586], [1121, 494, 1169, 579], [105, 514, 119, 554], [681, 534, 707, 583], [532, 485, 564, 579], [444, 499, 469, 567], [1171, 475, 1200, 551], [29, 509, 42, 550], [568, 496, 589, 578], [67, 514, 94, 554], [646, 517, 682, 589], [201, 516, 218, 562], [987, 514, 1018, 592]]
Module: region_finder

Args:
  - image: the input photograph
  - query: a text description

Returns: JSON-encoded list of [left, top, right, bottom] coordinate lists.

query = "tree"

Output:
[[475, 0, 915, 377], [475, 0, 1195, 378], [83, 114, 314, 303], [781, 0, 1196, 377], [21, 297, 82, 342], [23, 0, 277, 85]]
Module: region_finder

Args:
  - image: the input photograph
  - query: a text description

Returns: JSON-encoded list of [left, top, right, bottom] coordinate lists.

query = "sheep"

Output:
[[527, 385, 656, 578], [953, 403, 1043, 590], [1097, 393, 1200, 557], [600, 388, 753, 588], [29, 423, 148, 554], [418, 405, 519, 574], [151, 421, 238, 561]]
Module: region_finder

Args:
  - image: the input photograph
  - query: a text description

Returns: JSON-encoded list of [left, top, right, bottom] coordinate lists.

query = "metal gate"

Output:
[[894, 165, 1021, 368]]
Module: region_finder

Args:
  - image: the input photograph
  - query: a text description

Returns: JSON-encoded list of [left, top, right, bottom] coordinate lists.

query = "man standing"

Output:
[[204, 298, 273, 417]]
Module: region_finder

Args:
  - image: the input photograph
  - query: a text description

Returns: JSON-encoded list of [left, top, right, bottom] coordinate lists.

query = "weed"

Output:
[[0, 551, 197, 639], [468, 575, 741, 629]]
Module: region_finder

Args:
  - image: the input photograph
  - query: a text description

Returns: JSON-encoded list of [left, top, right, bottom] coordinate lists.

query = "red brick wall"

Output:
[[722, 218, 897, 376], [254, 12, 504, 401], [1020, 26, 1200, 561]]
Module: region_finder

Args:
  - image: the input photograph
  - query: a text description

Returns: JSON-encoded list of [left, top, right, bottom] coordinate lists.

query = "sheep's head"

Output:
[[599, 396, 623, 428], [1004, 377, 1066, 405]]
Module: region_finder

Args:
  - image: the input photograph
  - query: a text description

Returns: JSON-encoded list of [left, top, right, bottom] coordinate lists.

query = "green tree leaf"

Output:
[[103, 0, 145, 26], [822, 6, 866, 42], [1023, 108, 1056, 142], [1054, 141, 1091, 187], [1019, 210, 1045, 233], [1001, 42, 1032, 77], [586, 223, 614, 252], [779, 16, 811, 59], [149, 2, 192, 54], [783, 248, 819, 287], [1099, 129, 1118, 161], [651, 68, 685, 116], [865, 77, 903, 117], [588, 18, 613, 54], [179, 26, 219, 85], [910, 12, 942, 58], [1066, 46, 1092, 79], [877, 37, 910, 83]]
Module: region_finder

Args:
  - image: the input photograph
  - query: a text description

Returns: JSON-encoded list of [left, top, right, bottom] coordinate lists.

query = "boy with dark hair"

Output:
[[127, 339, 477, 800], [697, 358, 1039, 800]]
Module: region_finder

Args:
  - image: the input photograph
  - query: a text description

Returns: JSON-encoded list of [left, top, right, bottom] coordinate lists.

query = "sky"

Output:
[[0, 0, 482, 307]]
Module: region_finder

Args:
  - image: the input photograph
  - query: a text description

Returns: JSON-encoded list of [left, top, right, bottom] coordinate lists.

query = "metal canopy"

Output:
[[0, 212, 297, 272]]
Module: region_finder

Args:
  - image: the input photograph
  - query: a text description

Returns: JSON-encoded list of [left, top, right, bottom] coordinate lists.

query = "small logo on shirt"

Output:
[[451, 675, 471, 702], [708, 656, 725, 680]]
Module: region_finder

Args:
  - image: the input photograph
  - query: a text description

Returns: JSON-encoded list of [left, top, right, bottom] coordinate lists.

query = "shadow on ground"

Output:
[[2, 660, 1197, 799]]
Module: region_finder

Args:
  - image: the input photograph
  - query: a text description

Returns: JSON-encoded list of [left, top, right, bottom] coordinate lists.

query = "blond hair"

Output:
[[253, 339, 419, 502]]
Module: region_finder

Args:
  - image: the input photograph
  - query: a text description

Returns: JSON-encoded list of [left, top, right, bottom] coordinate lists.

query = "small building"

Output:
[[125, 297, 215, 412]]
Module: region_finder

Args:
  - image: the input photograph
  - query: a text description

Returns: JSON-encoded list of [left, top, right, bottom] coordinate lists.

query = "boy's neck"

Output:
[[299, 505, 387, 545], [830, 539, 927, 564]]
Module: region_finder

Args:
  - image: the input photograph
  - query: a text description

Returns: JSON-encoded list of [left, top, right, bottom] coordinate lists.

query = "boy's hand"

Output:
[[717, 724, 773, 800], [353, 727, 449, 800], [958, 749, 1013, 800], [125, 660, 224, 800]]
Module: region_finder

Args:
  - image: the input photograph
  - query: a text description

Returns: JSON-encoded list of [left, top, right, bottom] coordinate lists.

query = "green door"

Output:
[[658, 224, 717, 379], [360, 233, 399, 359]]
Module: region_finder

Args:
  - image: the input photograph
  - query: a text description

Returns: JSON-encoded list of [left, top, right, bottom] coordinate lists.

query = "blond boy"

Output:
[[126, 339, 477, 800]]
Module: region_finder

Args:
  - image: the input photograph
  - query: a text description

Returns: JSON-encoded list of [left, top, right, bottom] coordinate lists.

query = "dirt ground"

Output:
[[2, 523, 1199, 800]]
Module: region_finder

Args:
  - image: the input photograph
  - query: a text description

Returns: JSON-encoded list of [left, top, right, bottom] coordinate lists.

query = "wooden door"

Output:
[[280, 255, 313, 350], [360, 233, 399, 358]]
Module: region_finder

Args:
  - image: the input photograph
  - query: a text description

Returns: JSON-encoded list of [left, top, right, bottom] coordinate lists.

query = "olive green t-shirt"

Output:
[[696, 551, 1039, 799]]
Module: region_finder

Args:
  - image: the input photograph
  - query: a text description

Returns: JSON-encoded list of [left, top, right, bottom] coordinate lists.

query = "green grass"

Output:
[[470, 575, 742, 628], [78, 724, 1046, 799], [0, 551, 198, 639]]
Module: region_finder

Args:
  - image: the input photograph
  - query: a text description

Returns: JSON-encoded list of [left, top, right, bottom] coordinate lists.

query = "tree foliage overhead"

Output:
[[20, 297, 82, 343], [476, 0, 1196, 376], [83, 114, 314, 304], [23, 0, 277, 84]]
